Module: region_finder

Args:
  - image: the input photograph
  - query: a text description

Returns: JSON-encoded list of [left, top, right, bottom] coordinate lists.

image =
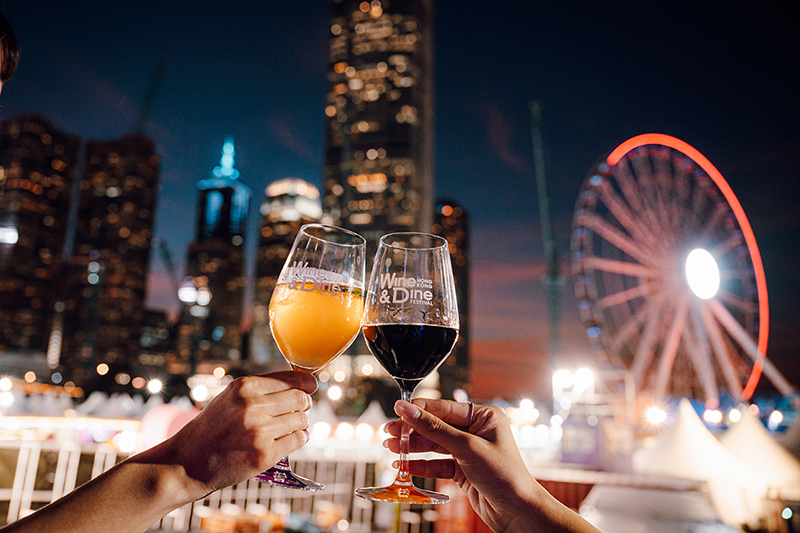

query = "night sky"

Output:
[[2, 1, 798, 401]]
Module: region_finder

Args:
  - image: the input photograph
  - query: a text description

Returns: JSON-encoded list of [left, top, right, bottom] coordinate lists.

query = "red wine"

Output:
[[363, 324, 458, 390]]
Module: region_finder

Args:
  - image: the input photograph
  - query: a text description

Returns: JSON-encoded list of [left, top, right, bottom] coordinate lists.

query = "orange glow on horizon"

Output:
[[606, 133, 768, 399]]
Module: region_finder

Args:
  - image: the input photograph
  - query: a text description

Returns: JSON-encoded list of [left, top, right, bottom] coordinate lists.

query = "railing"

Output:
[[0, 441, 440, 533]]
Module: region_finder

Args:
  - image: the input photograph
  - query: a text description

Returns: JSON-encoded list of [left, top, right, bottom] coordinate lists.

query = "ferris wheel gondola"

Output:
[[571, 133, 793, 403]]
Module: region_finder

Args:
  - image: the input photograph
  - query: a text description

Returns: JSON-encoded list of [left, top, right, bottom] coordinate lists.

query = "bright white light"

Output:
[[24, 371, 36, 383], [769, 410, 784, 430], [360, 363, 373, 376], [333, 370, 346, 382], [328, 385, 342, 401], [96, 363, 109, 376], [782, 507, 793, 520], [0, 377, 11, 391], [0, 391, 13, 407], [147, 379, 163, 394], [573, 368, 594, 389], [356, 423, 374, 441], [191, 384, 209, 402], [520, 398, 534, 411], [550, 414, 563, 427], [685, 248, 721, 299], [113, 430, 138, 453], [213, 367, 225, 379], [178, 278, 198, 304], [703, 409, 723, 424], [312, 421, 332, 441], [559, 397, 572, 410], [335, 422, 354, 440], [552, 369, 573, 389], [0, 227, 18, 244], [196, 287, 212, 306], [728, 408, 742, 423], [645, 406, 667, 425], [336, 519, 349, 531]]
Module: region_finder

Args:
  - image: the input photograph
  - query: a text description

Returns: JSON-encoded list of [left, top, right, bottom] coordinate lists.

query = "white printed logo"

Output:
[[377, 272, 434, 305], [284, 261, 348, 296]]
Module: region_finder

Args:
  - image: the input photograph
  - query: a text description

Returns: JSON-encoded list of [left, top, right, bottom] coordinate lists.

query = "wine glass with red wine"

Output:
[[355, 232, 459, 504]]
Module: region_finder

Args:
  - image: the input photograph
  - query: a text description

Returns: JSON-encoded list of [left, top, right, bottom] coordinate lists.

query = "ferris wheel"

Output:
[[571, 133, 793, 403]]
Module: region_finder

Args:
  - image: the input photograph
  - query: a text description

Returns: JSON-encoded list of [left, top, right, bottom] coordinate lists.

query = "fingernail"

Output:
[[395, 400, 421, 422], [382, 439, 389, 449]]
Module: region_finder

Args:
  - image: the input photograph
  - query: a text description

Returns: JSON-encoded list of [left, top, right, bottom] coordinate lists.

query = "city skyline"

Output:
[[1, 1, 797, 400]]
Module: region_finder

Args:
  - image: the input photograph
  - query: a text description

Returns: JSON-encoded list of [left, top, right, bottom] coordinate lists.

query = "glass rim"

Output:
[[379, 232, 447, 250], [300, 223, 366, 247]]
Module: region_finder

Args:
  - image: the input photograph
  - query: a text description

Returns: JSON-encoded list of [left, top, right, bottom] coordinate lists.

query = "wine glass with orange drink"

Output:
[[254, 224, 365, 491]]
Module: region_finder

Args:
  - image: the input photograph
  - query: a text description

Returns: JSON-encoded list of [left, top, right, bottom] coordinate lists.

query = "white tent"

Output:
[[633, 398, 770, 527], [720, 407, 800, 492], [356, 401, 390, 426]]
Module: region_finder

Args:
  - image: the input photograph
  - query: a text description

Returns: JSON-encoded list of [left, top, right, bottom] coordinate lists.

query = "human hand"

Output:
[[158, 371, 318, 501], [386, 399, 601, 533]]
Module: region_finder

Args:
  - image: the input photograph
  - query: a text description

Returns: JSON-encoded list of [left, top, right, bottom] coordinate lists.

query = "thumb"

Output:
[[394, 400, 470, 455]]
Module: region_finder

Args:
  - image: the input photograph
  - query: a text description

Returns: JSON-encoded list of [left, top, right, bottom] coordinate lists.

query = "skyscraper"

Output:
[[176, 140, 250, 369], [0, 114, 80, 355], [433, 198, 470, 399], [63, 133, 160, 386], [323, 0, 435, 255], [250, 178, 322, 366]]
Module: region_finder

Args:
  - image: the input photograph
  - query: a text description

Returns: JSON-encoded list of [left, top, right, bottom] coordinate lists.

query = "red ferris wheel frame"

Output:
[[606, 133, 768, 399]]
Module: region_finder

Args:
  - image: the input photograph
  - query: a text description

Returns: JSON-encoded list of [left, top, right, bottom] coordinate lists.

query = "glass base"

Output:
[[355, 479, 449, 504], [253, 457, 324, 492]]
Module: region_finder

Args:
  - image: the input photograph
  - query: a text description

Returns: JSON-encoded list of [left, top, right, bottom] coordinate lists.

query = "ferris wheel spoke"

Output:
[[585, 257, 659, 278], [628, 157, 670, 240], [597, 282, 652, 310], [699, 302, 744, 399], [598, 183, 661, 250], [585, 215, 655, 266], [715, 289, 757, 314], [630, 294, 668, 385], [711, 233, 743, 259], [685, 303, 719, 400], [670, 156, 693, 235], [608, 290, 666, 356], [695, 203, 729, 243], [708, 298, 794, 396], [650, 153, 675, 240], [612, 159, 647, 214], [654, 294, 690, 400]]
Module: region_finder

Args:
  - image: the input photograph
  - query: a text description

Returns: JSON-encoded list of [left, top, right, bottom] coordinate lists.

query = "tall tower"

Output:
[[176, 139, 250, 369], [323, 0, 435, 255], [433, 199, 470, 399], [250, 178, 322, 367], [64, 133, 160, 386], [0, 114, 80, 356]]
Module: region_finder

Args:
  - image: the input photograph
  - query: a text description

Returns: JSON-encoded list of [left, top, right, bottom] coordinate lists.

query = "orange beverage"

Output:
[[269, 282, 363, 371]]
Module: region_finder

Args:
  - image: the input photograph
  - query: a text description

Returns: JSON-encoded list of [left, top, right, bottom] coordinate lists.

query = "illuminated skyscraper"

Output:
[[0, 114, 80, 355], [250, 178, 322, 366], [63, 133, 160, 386], [433, 199, 470, 399], [323, 0, 435, 254], [176, 140, 250, 368]]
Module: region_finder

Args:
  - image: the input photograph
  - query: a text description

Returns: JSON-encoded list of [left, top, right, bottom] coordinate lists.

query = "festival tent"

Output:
[[633, 398, 770, 528], [720, 407, 800, 492], [779, 414, 800, 462], [356, 401, 390, 427]]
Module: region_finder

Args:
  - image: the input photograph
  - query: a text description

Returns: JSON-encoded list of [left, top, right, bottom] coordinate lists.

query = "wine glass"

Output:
[[355, 232, 459, 504], [254, 224, 365, 491]]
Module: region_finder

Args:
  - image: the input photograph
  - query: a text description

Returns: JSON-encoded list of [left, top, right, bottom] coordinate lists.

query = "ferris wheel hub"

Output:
[[685, 248, 720, 300]]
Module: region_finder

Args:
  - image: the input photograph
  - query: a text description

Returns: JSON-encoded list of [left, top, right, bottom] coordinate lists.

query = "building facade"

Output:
[[433, 198, 469, 399], [250, 178, 322, 367], [323, 0, 435, 256], [176, 140, 250, 370], [63, 133, 160, 387], [0, 114, 80, 356]]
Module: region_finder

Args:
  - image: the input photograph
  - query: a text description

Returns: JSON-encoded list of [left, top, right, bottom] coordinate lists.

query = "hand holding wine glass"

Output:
[[355, 232, 459, 504], [254, 224, 365, 491]]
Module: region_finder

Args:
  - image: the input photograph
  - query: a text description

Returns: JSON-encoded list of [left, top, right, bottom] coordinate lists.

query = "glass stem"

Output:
[[396, 387, 414, 484]]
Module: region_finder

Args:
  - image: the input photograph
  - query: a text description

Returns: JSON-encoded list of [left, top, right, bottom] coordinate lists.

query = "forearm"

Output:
[[3, 440, 202, 533], [503, 482, 601, 533]]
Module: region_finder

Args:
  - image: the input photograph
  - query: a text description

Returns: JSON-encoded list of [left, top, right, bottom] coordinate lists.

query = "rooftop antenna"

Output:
[[135, 57, 168, 134]]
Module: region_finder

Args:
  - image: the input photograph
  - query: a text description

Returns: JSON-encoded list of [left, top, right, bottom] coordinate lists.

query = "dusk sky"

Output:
[[2, 1, 798, 401]]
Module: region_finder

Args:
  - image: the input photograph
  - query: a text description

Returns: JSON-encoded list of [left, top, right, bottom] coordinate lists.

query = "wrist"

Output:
[[128, 438, 209, 508]]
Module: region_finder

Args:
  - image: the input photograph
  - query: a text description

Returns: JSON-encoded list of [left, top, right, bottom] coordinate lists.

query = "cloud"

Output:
[[481, 102, 528, 171], [265, 115, 318, 160]]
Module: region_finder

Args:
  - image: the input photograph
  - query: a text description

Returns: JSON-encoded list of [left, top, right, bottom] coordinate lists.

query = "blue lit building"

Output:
[[176, 139, 251, 369]]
